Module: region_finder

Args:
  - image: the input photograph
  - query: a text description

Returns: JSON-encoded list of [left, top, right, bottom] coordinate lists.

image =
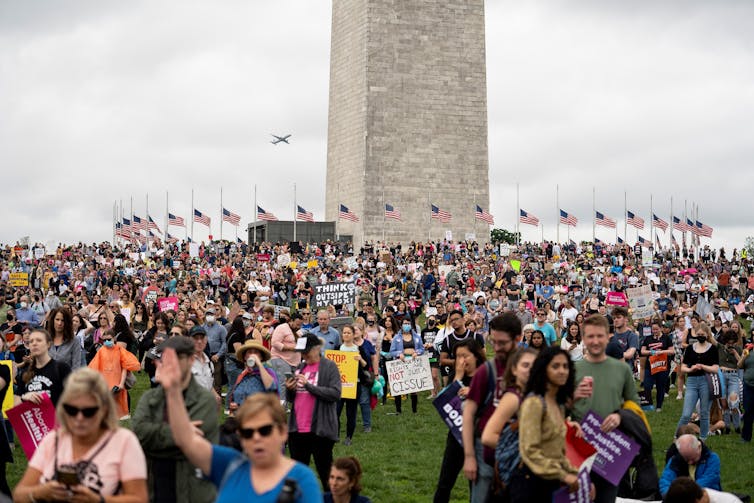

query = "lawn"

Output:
[[6, 373, 753, 501]]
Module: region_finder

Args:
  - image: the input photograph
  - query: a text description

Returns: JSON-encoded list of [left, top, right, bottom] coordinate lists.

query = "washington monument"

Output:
[[325, 0, 491, 245]]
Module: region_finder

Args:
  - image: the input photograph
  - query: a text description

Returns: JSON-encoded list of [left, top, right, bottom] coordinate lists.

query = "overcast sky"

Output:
[[2, 1, 753, 250]]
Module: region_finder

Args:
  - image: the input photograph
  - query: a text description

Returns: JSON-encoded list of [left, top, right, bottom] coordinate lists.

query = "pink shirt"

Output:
[[270, 323, 301, 367], [30, 427, 146, 496], [293, 362, 320, 433]]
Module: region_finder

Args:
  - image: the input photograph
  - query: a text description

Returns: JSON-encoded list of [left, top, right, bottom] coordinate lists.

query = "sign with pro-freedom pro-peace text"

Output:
[[386, 354, 433, 397], [312, 281, 355, 309]]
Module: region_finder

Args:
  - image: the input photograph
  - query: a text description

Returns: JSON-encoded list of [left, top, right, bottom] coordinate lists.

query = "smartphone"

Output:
[[284, 372, 293, 380], [56, 468, 80, 486]]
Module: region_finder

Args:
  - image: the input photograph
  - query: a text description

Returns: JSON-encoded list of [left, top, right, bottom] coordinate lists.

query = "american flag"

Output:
[[519, 209, 539, 226], [695, 221, 713, 238], [475, 205, 495, 225], [559, 209, 577, 227], [168, 213, 185, 227], [595, 211, 616, 228], [655, 233, 662, 249], [431, 204, 451, 222], [672, 216, 688, 232], [222, 208, 241, 226], [638, 235, 648, 247], [148, 215, 162, 234], [652, 214, 668, 232], [193, 209, 211, 227], [338, 204, 360, 222], [121, 217, 133, 233], [686, 218, 695, 231], [296, 205, 314, 222], [617, 236, 625, 244], [384, 204, 401, 221], [132, 215, 147, 231], [626, 211, 644, 229], [166, 233, 179, 244], [115, 222, 130, 239], [236, 237, 244, 244], [257, 206, 278, 221], [595, 237, 602, 244], [671, 233, 677, 244]]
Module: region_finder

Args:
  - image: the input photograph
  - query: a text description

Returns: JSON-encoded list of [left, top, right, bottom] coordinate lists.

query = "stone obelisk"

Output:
[[325, 0, 490, 245]]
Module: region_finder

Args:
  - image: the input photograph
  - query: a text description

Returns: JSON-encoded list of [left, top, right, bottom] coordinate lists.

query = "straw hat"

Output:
[[235, 340, 271, 362]]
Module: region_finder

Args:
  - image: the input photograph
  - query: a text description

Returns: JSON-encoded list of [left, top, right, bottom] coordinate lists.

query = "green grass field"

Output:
[[7, 374, 753, 501]]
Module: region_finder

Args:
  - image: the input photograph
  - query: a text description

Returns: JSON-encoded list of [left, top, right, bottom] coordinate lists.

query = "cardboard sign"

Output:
[[580, 410, 639, 486], [312, 282, 356, 309], [433, 381, 463, 445], [10, 272, 29, 287], [385, 354, 433, 396], [6, 393, 57, 459], [158, 296, 180, 312], [324, 350, 359, 399], [627, 285, 654, 319], [605, 291, 628, 307]]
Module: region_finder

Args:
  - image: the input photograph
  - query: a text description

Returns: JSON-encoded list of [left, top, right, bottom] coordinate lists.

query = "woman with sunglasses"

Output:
[[88, 328, 141, 420], [160, 348, 321, 502], [17, 328, 71, 406], [14, 368, 148, 503]]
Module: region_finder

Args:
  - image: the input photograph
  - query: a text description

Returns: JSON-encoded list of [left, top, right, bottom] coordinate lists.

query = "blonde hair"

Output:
[[236, 393, 286, 428], [56, 368, 119, 433]]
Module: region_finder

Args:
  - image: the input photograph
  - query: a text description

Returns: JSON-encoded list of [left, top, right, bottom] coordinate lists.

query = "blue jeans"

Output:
[[677, 375, 711, 439], [722, 370, 741, 429], [470, 438, 493, 503], [225, 358, 242, 409], [358, 383, 372, 429]]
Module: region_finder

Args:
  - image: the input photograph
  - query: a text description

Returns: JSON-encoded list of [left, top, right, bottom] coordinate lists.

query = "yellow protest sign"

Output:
[[324, 350, 358, 399], [9, 272, 29, 287], [307, 259, 319, 269], [510, 260, 521, 272], [1, 361, 14, 418]]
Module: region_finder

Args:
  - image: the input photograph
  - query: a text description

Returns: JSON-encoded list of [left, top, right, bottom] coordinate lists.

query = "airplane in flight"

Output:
[[270, 134, 291, 145]]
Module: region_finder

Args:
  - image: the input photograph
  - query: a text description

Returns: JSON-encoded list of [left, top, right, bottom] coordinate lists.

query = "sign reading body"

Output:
[[385, 354, 433, 397], [313, 282, 356, 309], [324, 350, 358, 399], [433, 380, 464, 445]]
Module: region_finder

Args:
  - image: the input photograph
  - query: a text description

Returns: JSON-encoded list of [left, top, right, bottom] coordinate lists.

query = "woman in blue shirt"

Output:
[[160, 347, 322, 503]]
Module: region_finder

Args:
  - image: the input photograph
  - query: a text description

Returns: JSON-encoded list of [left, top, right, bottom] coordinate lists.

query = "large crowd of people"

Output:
[[0, 236, 752, 502]]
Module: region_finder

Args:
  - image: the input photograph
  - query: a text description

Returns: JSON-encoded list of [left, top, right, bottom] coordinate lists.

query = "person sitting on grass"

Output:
[[660, 435, 721, 497]]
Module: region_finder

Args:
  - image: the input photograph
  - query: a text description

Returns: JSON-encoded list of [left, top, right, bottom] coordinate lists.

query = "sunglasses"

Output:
[[238, 423, 275, 439], [62, 404, 100, 418]]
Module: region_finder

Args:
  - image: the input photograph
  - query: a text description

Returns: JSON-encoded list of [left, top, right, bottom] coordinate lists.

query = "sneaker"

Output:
[[343, 437, 352, 446], [655, 408, 661, 412], [363, 427, 372, 433], [676, 394, 683, 400]]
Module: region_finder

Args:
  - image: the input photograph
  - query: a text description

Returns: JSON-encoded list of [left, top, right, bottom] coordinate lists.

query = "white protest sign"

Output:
[[189, 243, 199, 258], [445, 230, 452, 241], [465, 233, 476, 241], [277, 253, 291, 268], [313, 281, 356, 309], [626, 285, 654, 319], [385, 354, 434, 396], [641, 254, 653, 268], [34, 248, 45, 260], [500, 244, 511, 257]]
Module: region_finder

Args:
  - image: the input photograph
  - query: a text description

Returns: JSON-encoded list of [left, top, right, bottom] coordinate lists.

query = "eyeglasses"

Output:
[[62, 404, 100, 418], [238, 423, 275, 439]]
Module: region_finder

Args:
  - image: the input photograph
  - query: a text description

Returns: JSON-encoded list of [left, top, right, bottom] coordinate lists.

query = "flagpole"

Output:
[[146, 193, 150, 249], [382, 189, 385, 244], [473, 193, 477, 242], [293, 183, 297, 242], [684, 199, 688, 251], [427, 189, 431, 243], [336, 183, 340, 241], [592, 185, 597, 244], [164, 191, 169, 247], [130, 196, 134, 247], [650, 193, 653, 252], [555, 184, 560, 244], [220, 187, 223, 242], [516, 182, 520, 246], [112, 201, 116, 247], [191, 189, 194, 242], [670, 196, 674, 252], [624, 190, 627, 247], [253, 185, 257, 244], [540, 223, 544, 244]]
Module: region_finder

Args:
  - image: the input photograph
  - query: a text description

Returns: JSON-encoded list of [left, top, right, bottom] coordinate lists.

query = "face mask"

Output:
[[367, 320, 375, 326], [257, 316, 263, 322], [206, 315, 216, 324], [402, 324, 411, 333], [246, 357, 256, 368], [104, 340, 114, 348], [20, 302, 27, 309]]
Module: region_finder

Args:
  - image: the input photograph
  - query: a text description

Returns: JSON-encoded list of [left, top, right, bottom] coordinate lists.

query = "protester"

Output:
[[132, 336, 219, 503], [640, 319, 674, 412], [326, 456, 373, 503], [389, 318, 424, 415], [285, 332, 341, 487], [660, 435, 721, 496], [159, 348, 321, 503], [16, 328, 72, 405], [189, 325, 221, 405], [229, 340, 278, 414], [88, 328, 141, 419], [677, 322, 719, 440], [0, 358, 11, 498], [717, 329, 742, 434], [13, 368, 148, 503]]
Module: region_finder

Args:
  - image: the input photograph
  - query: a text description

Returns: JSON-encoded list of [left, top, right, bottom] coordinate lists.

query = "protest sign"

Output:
[[344, 256, 358, 270], [500, 244, 511, 257], [324, 350, 358, 399], [313, 282, 355, 309], [142, 286, 160, 304], [674, 283, 687, 292], [433, 381, 463, 445], [189, 243, 199, 258], [553, 464, 592, 503], [306, 259, 319, 269], [580, 410, 639, 486], [465, 233, 476, 241], [6, 393, 56, 459], [277, 253, 291, 267], [158, 296, 180, 312], [172, 259, 181, 269], [445, 230, 452, 241], [627, 285, 654, 319], [605, 291, 628, 307], [510, 259, 521, 272], [1, 361, 13, 418], [34, 248, 45, 260], [385, 354, 433, 396], [256, 253, 270, 262], [9, 272, 29, 287]]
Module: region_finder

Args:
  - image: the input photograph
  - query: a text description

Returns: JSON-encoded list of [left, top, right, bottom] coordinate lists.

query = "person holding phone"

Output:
[[13, 368, 148, 503]]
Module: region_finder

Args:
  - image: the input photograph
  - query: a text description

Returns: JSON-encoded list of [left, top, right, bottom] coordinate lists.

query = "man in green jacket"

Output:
[[133, 336, 219, 503]]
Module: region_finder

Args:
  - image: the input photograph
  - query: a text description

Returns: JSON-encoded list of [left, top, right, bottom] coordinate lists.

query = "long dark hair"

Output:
[[112, 314, 133, 340], [227, 316, 246, 342], [46, 307, 73, 343], [451, 338, 486, 368], [524, 346, 575, 405]]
